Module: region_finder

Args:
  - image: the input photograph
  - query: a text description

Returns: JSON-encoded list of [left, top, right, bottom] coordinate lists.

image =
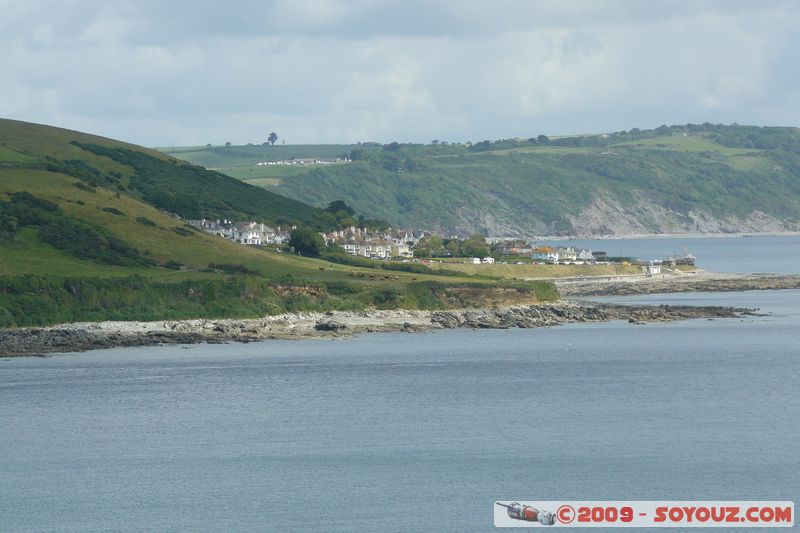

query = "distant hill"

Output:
[[0, 119, 550, 327], [167, 124, 800, 237]]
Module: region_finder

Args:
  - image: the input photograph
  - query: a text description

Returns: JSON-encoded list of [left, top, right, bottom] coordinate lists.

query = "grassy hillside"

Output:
[[0, 118, 340, 228], [0, 119, 555, 327], [168, 124, 800, 236]]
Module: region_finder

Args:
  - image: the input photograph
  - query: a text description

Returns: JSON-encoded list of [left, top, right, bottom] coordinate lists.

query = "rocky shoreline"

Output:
[[0, 302, 757, 357], [556, 272, 800, 297]]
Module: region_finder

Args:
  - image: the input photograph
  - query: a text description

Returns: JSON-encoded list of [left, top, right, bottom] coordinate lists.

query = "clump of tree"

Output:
[[462, 234, 489, 257], [413, 235, 444, 258], [414, 233, 489, 258], [318, 200, 389, 231], [288, 226, 325, 257]]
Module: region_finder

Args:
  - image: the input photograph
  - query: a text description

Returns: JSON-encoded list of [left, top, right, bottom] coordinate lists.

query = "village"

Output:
[[186, 219, 695, 274]]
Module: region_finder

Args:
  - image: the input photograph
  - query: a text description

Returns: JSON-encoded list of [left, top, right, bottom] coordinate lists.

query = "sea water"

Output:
[[1, 236, 799, 532]]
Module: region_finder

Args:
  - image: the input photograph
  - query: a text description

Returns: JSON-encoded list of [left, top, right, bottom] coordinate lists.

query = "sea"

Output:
[[539, 234, 800, 274], [1, 235, 798, 532]]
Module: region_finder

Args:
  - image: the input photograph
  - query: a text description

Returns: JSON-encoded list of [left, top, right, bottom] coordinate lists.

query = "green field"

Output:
[[426, 261, 646, 279], [159, 143, 379, 169]]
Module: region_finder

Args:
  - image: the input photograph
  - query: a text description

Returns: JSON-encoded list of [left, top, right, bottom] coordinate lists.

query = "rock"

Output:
[[314, 321, 347, 332], [0, 301, 756, 357]]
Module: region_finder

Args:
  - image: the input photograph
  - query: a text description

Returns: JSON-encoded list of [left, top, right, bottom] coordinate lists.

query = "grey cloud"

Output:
[[0, 0, 798, 146]]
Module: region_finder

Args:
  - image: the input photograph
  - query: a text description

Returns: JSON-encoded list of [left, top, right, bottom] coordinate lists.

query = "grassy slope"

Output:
[[0, 119, 556, 326], [168, 126, 800, 234], [0, 118, 324, 227]]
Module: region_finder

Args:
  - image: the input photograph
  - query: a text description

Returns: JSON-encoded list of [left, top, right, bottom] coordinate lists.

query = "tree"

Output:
[[326, 200, 355, 216], [446, 239, 461, 257], [268, 132, 278, 146], [349, 149, 366, 160], [463, 233, 488, 257], [225, 141, 232, 147], [383, 142, 401, 151], [288, 227, 325, 257], [536, 135, 550, 144], [419, 235, 444, 256]]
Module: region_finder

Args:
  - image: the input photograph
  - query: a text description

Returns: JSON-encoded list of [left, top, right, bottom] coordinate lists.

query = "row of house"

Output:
[[187, 219, 426, 258], [256, 157, 350, 167], [532, 246, 599, 264], [341, 240, 413, 259], [187, 219, 293, 245], [324, 227, 417, 259]]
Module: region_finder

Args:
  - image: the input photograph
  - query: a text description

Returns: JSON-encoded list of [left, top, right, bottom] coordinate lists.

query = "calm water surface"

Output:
[[1, 289, 798, 531]]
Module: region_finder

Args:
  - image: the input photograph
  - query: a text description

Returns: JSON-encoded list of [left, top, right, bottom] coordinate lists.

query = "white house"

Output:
[[391, 242, 413, 258], [556, 246, 578, 262], [532, 246, 558, 263], [577, 248, 595, 262], [233, 222, 276, 245]]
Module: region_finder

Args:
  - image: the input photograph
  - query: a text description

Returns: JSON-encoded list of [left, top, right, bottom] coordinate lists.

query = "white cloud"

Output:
[[0, 0, 798, 146]]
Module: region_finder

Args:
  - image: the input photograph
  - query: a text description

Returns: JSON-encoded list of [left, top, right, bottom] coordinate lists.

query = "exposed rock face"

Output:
[[0, 303, 755, 357], [563, 194, 799, 237], [389, 191, 800, 239]]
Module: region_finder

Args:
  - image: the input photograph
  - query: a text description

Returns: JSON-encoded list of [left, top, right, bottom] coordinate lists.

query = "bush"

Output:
[[135, 216, 157, 227], [172, 226, 192, 237], [208, 263, 261, 275]]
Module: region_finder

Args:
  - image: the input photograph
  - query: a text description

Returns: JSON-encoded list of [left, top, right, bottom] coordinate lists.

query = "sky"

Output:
[[1, 0, 799, 147]]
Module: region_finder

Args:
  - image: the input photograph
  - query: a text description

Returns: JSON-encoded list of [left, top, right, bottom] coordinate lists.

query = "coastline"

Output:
[[525, 231, 800, 241], [555, 272, 800, 297], [0, 301, 756, 357]]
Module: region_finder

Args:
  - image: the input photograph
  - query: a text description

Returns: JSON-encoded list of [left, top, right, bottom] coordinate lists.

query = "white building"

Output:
[[232, 222, 276, 245], [644, 261, 662, 276], [532, 247, 558, 263]]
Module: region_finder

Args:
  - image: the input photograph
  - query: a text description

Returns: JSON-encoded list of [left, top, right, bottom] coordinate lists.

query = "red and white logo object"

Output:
[[494, 501, 794, 528]]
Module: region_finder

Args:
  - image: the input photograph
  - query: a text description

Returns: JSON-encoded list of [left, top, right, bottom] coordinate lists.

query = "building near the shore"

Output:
[[644, 261, 662, 276]]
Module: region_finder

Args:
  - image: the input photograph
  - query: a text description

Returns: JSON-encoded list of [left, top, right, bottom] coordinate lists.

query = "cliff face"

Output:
[[412, 194, 797, 239], [562, 195, 797, 237]]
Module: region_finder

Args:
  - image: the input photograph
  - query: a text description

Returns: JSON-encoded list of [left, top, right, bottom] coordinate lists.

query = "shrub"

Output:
[[208, 263, 261, 275]]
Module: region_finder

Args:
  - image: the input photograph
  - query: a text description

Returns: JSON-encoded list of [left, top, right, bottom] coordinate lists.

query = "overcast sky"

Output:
[[2, 0, 798, 147]]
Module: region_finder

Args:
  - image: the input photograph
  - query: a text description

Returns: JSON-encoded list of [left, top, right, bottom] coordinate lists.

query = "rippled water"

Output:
[[1, 289, 798, 531]]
